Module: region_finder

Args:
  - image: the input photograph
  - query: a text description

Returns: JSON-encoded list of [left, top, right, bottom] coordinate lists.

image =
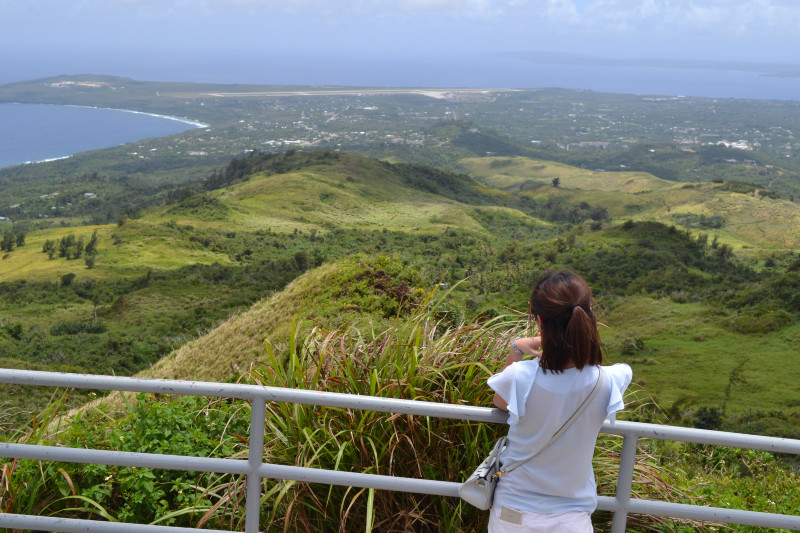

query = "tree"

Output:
[[59, 234, 76, 258], [589, 206, 608, 222], [73, 279, 107, 323], [85, 231, 98, 256], [293, 251, 310, 271], [43, 239, 55, 256], [74, 236, 85, 259], [552, 177, 560, 188], [715, 243, 733, 260], [1, 230, 14, 252]]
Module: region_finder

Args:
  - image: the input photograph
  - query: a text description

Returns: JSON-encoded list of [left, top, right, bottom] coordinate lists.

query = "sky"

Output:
[[1, 0, 799, 85]]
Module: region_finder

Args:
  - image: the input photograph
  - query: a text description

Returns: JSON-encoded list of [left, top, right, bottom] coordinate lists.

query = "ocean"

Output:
[[0, 103, 206, 170], [2, 54, 800, 171]]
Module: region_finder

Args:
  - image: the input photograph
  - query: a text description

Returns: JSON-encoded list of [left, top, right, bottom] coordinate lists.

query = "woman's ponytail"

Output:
[[563, 305, 602, 370]]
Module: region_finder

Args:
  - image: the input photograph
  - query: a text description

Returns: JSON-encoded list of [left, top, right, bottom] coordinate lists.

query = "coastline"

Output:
[[25, 154, 73, 165], [0, 103, 208, 170], [61, 103, 210, 129]]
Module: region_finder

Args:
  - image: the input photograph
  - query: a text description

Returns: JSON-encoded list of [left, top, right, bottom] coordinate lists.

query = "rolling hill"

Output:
[[460, 155, 800, 252], [2, 150, 799, 423]]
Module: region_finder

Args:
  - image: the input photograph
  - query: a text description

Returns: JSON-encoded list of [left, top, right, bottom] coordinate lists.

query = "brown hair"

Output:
[[529, 269, 603, 373]]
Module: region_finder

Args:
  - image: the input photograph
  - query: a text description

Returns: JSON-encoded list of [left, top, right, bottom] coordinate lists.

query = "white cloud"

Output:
[[13, 0, 800, 26], [398, 0, 490, 11], [3, 0, 799, 62]]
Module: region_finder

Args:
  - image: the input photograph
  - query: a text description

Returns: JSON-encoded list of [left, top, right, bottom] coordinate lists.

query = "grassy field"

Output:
[[211, 166, 486, 233], [458, 155, 673, 193], [601, 295, 800, 414], [3, 83, 800, 530], [0, 222, 233, 282], [461, 155, 800, 253]]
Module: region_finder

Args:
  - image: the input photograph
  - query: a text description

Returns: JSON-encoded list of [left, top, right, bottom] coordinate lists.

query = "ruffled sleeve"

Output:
[[487, 361, 539, 425], [605, 363, 633, 420]]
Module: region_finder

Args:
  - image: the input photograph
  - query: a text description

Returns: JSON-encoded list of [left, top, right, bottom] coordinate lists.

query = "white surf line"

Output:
[[19, 154, 74, 166], [63, 104, 209, 128]]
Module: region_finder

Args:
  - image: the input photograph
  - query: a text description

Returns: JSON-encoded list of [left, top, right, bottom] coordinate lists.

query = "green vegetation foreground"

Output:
[[3, 259, 799, 531]]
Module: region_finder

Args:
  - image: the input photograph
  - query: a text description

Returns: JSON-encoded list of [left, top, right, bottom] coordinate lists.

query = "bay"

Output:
[[0, 103, 206, 170]]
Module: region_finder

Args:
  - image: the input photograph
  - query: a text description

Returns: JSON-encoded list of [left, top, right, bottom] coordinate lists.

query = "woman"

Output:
[[487, 270, 632, 532]]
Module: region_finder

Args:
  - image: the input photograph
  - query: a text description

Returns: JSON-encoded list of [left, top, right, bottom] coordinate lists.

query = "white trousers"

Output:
[[487, 505, 593, 533]]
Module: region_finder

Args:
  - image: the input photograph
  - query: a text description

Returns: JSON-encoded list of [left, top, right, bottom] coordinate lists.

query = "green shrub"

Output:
[[2, 393, 249, 527], [728, 305, 793, 334], [50, 321, 107, 336]]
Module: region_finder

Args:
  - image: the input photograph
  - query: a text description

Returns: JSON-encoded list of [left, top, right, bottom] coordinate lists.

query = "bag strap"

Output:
[[497, 367, 606, 477]]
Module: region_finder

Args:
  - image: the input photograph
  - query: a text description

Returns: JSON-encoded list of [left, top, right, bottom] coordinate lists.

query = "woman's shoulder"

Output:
[[602, 363, 633, 419], [603, 363, 632, 380], [602, 363, 633, 388], [492, 359, 541, 382]]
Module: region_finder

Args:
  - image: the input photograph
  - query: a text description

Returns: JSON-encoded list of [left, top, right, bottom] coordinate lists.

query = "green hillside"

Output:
[[175, 152, 501, 233], [459, 155, 673, 193], [461, 155, 800, 253], [2, 150, 799, 430]]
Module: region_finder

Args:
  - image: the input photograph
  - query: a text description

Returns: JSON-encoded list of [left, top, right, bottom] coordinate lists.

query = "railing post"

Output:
[[611, 433, 638, 533], [245, 398, 266, 533]]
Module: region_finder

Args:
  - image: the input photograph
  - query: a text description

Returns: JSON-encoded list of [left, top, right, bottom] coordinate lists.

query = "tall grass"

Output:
[[1, 388, 74, 517], [249, 308, 516, 532], [245, 295, 688, 532], [2, 297, 697, 531]]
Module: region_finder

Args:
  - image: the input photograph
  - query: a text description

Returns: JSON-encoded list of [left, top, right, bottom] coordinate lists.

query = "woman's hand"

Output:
[[515, 335, 542, 356], [498, 336, 542, 372]]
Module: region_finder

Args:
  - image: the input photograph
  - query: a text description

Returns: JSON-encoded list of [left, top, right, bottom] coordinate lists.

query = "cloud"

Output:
[[3, 0, 799, 63], [10, 0, 800, 26]]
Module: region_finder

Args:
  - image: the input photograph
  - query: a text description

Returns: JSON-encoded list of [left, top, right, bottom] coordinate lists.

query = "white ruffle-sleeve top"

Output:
[[487, 361, 632, 514]]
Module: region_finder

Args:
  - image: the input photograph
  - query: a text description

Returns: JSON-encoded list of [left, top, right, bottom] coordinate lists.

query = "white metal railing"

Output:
[[1, 369, 799, 532]]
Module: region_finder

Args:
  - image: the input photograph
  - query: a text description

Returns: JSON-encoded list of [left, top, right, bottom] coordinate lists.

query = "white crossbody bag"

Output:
[[459, 367, 606, 510]]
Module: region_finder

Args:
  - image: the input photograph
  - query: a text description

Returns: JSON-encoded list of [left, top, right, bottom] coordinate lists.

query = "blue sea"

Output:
[[0, 104, 205, 170], [2, 53, 800, 171]]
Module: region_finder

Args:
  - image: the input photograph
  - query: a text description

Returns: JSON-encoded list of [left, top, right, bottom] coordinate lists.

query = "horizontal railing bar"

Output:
[[258, 463, 462, 497], [597, 496, 800, 529], [0, 368, 273, 400], [4, 369, 800, 455], [0, 443, 251, 475], [0, 442, 461, 497], [0, 513, 234, 533], [0, 369, 509, 423], [602, 420, 800, 455]]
